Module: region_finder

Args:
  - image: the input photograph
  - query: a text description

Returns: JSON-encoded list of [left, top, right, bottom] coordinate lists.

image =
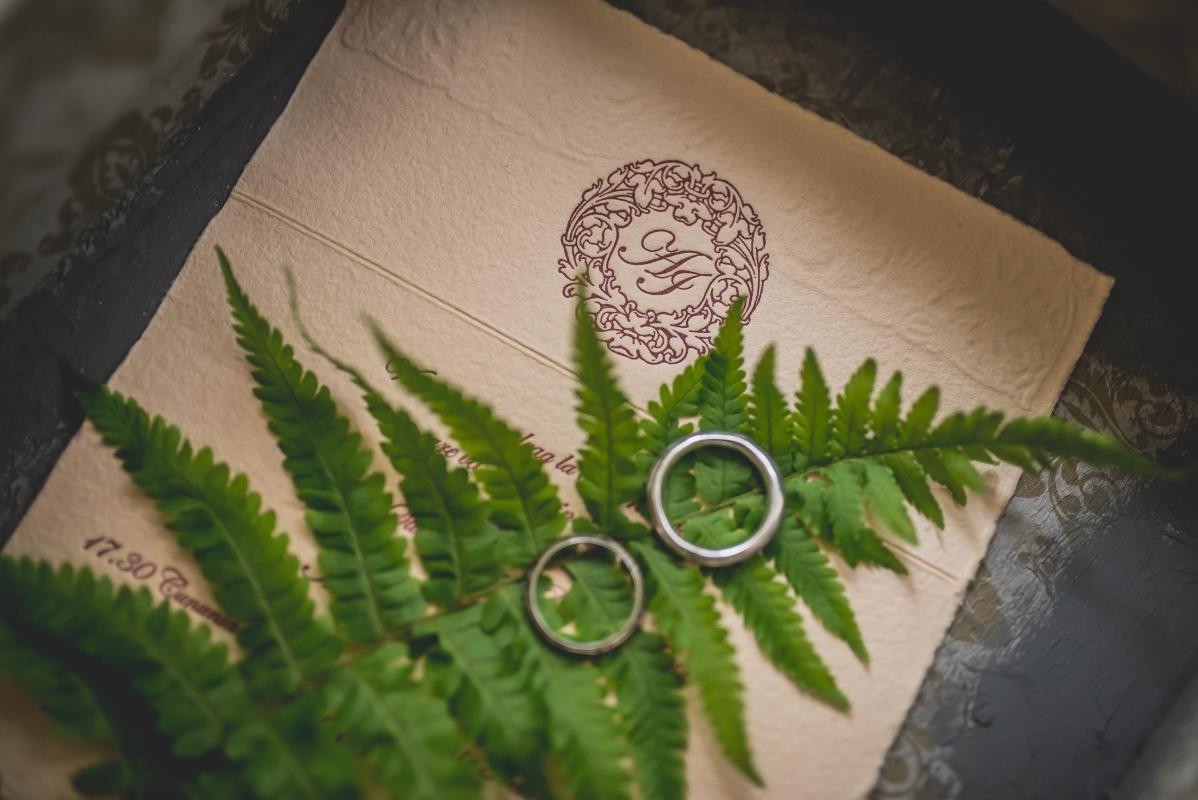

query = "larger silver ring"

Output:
[[646, 431, 785, 567], [525, 534, 645, 656]]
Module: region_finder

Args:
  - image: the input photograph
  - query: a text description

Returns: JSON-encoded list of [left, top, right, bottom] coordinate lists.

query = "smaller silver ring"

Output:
[[647, 431, 784, 567], [525, 534, 644, 656]]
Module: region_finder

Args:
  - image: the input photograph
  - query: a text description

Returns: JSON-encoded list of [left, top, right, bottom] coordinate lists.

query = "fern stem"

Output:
[[397, 546, 609, 638], [669, 444, 996, 529], [664, 464, 814, 530]]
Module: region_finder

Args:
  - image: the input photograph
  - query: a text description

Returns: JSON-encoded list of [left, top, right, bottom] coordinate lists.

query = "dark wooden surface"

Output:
[[1, 1, 1195, 797]]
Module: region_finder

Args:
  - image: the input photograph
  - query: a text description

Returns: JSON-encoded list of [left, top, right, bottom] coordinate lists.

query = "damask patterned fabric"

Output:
[[0, 0, 297, 314]]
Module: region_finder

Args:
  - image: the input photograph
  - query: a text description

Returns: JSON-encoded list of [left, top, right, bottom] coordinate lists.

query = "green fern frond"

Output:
[[559, 557, 636, 639], [699, 297, 748, 434], [226, 694, 359, 800], [282, 293, 504, 609], [375, 403, 504, 606], [769, 517, 868, 662], [695, 304, 756, 505], [860, 460, 918, 545], [76, 386, 339, 693], [831, 359, 877, 460], [0, 559, 350, 799], [749, 345, 794, 472], [573, 301, 644, 537], [421, 603, 543, 780], [4, 253, 1168, 799], [685, 323, 1156, 573], [713, 559, 848, 709], [634, 542, 760, 786], [0, 615, 172, 797], [220, 251, 424, 642], [605, 632, 687, 800], [485, 587, 631, 800], [869, 371, 904, 451], [1, 659, 244, 799], [325, 643, 481, 800], [0, 616, 111, 742], [881, 453, 945, 528], [819, 465, 907, 573], [642, 360, 704, 454], [792, 348, 833, 469], [0, 560, 245, 759], [373, 326, 566, 565]]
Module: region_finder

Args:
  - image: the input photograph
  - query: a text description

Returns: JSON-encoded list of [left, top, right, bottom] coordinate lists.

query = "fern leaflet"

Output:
[[226, 694, 359, 799], [0, 616, 112, 743], [749, 345, 794, 472], [420, 603, 542, 781], [870, 371, 903, 451], [374, 327, 565, 565], [696, 302, 754, 504], [0, 559, 354, 798], [860, 459, 918, 545], [830, 359, 876, 460], [769, 517, 868, 663], [221, 251, 424, 642], [77, 386, 338, 693], [283, 298, 504, 609], [634, 542, 760, 786], [486, 587, 631, 800], [573, 300, 644, 538], [820, 464, 907, 573], [699, 297, 748, 433], [714, 559, 847, 709], [324, 643, 480, 800], [642, 359, 704, 454], [605, 632, 688, 800], [793, 348, 833, 469]]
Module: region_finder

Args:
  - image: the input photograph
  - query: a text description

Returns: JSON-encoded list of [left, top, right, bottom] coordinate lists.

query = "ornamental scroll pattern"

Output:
[[872, 353, 1197, 799], [0, 0, 296, 315], [559, 159, 769, 364]]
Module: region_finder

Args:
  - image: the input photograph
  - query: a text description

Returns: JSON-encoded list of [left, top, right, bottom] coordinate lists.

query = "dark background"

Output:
[[1, 1, 1195, 797]]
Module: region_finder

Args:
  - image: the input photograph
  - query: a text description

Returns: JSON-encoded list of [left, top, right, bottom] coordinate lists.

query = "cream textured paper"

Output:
[[0, 1, 1112, 798]]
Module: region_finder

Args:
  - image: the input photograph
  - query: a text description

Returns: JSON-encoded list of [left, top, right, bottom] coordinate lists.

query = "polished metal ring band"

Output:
[[525, 534, 645, 656], [646, 431, 785, 567]]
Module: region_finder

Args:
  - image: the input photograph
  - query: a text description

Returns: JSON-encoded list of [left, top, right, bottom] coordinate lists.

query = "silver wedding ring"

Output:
[[525, 534, 645, 656], [646, 431, 785, 567]]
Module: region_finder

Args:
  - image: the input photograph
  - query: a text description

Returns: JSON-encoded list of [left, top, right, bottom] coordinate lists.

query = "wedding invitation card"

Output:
[[1, 1, 1111, 797]]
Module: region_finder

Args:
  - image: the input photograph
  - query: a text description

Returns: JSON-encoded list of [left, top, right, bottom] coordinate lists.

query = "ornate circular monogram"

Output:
[[558, 159, 769, 364]]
